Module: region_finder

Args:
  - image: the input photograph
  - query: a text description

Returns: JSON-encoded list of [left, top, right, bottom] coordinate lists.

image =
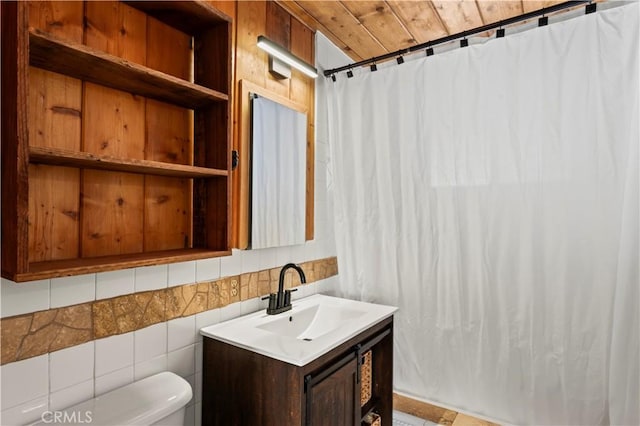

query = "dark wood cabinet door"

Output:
[[305, 353, 359, 426]]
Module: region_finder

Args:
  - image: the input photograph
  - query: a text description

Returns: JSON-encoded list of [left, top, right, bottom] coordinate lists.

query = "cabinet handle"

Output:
[[304, 375, 312, 426], [355, 344, 362, 384]]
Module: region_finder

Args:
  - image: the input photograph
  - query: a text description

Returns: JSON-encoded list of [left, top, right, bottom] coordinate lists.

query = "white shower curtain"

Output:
[[326, 5, 639, 425]]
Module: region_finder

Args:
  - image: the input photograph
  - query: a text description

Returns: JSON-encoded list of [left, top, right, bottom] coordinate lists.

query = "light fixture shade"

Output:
[[257, 35, 318, 79]]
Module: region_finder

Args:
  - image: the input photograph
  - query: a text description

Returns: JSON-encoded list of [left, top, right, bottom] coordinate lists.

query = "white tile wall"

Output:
[[195, 371, 203, 404], [168, 261, 197, 288], [49, 342, 94, 392], [0, 278, 49, 318], [194, 343, 203, 374], [239, 249, 262, 273], [219, 302, 242, 322], [195, 402, 202, 426], [317, 276, 339, 296], [95, 333, 134, 377], [256, 247, 278, 271], [275, 246, 293, 267], [94, 366, 133, 396], [289, 244, 311, 264], [134, 265, 168, 292], [134, 323, 167, 364], [184, 374, 196, 407], [0, 355, 49, 410], [96, 269, 135, 300], [291, 285, 307, 300], [50, 274, 95, 309], [194, 308, 220, 331], [168, 316, 196, 352], [0, 396, 48, 426], [134, 354, 167, 381], [220, 250, 242, 277], [195, 258, 220, 282], [167, 345, 195, 379], [49, 379, 94, 411], [240, 297, 261, 315], [184, 405, 195, 426]]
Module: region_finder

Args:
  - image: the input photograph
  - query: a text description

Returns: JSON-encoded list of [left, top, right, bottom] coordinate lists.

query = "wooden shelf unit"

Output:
[[29, 29, 228, 109], [29, 146, 229, 179], [1, 1, 233, 282]]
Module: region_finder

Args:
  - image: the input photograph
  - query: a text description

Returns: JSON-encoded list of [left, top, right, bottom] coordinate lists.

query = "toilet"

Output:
[[34, 372, 192, 425]]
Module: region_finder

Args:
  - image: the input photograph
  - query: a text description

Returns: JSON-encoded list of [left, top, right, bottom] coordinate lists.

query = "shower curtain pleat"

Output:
[[326, 4, 639, 425]]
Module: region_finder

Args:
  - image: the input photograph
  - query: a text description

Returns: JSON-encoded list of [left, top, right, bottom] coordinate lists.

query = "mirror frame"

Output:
[[233, 79, 314, 249]]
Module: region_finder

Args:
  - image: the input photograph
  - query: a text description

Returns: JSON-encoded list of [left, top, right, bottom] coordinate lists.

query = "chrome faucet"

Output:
[[263, 263, 306, 315]]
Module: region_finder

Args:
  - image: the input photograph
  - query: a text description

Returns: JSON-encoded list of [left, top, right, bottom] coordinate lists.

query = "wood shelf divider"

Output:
[[29, 146, 228, 178], [29, 28, 228, 109], [22, 248, 232, 281], [124, 0, 232, 33], [361, 397, 381, 421]]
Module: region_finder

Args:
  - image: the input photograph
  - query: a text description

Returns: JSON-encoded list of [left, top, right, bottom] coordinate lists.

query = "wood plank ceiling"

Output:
[[276, 0, 573, 62]]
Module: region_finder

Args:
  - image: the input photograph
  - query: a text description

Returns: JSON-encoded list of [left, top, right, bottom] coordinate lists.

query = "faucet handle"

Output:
[[284, 288, 298, 307], [262, 294, 278, 311]]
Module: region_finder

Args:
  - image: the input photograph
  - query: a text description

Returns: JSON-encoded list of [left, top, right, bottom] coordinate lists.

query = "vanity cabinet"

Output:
[[202, 316, 393, 426], [1, 0, 232, 282], [305, 353, 359, 425]]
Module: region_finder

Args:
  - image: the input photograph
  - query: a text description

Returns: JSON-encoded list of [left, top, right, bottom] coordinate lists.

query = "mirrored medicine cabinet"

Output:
[[234, 80, 313, 250]]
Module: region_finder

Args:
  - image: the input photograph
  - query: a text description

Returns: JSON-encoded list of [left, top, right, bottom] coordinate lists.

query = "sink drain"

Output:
[[303, 338, 313, 341]]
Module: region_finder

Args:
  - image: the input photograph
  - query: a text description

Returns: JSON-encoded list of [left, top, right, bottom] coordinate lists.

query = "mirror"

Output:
[[233, 80, 313, 250], [249, 94, 307, 249]]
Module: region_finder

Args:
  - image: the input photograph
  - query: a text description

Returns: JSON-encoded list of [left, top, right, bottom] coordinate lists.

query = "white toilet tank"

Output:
[[34, 372, 192, 426]]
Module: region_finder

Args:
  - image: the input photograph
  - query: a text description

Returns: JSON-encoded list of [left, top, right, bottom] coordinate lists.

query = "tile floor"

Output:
[[393, 409, 437, 426], [393, 394, 499, 426]]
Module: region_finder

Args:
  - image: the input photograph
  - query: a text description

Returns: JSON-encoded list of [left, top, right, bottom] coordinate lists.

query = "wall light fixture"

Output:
[[257, 35, 318, 79]]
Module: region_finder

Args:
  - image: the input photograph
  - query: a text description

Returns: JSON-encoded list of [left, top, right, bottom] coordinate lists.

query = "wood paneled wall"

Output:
[[207, 0, 316, 248]]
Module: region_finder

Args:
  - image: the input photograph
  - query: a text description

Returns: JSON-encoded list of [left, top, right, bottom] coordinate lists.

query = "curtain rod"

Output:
[[323, 0, 592, 77]]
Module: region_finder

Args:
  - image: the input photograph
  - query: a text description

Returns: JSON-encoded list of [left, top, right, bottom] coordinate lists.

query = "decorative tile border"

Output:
[[0, 304, 93, 365], [1, 257, 338, 365]]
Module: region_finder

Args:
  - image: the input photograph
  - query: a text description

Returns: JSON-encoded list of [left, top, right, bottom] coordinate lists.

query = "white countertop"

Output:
[[200, 294, 397, 366]]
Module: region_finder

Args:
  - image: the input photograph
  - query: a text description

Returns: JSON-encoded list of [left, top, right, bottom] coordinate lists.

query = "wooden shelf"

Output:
[[29, 28, 228, 109], [16, 248, 232, 282], [2, 1, 232, 282], [361, 397, 380, 419], [124, 0, 232, 34], [29, 146, 228, 178]]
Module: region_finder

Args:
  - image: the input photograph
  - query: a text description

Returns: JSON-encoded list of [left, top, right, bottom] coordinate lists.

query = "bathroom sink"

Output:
[[257, 303, 367, 340], [200, 294, 397, 366]]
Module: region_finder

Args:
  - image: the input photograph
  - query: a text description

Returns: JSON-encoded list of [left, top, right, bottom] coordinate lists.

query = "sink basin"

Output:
[[257, 303, 367, 340], [200, 294, 397, 366]]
